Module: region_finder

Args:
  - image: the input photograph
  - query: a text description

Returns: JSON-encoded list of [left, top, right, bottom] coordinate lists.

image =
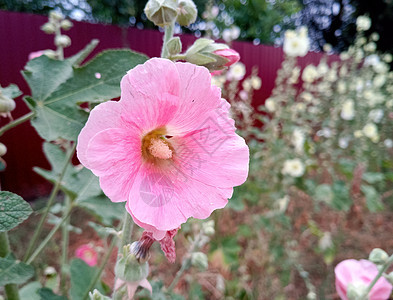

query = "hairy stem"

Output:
[[363, 254, 393, 299], [24, 143, 76, 262], [60, 195, 71, 295], [0, 111, 34, 137], [0, 232, 20, 300], [161, 21, 175, 58]]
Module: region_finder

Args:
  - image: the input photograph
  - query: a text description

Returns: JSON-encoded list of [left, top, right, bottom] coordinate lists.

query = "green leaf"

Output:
[[38, 288, 67, 300], [314, 184, 333, 204], [0, 191, 32, 232], [330, 181, 352, 211], [68, 39, 99, 66], [0, 256, 34, 285], [19, 281, 42, 300], [26, 50, 148, 141], [361, 185, 384, 212], [70, 259, 103, 300], [22, 55, 74, 101], [0, 84, 22, 99], [362, 172, 385, 184]]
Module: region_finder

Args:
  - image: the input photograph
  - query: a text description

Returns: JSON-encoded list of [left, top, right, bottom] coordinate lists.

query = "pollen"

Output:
[[149, 138, 173, 160]]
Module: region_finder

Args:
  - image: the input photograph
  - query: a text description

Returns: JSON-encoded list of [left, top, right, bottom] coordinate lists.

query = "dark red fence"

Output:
[[0, 10, 325, 199]]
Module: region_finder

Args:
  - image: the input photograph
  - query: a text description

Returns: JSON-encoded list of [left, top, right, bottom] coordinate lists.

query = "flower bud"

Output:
[[166, 37, 182, 56], [144, 0, 178, 27], [49, 11, 64, 21], [0, 92, 16, 113], [0, 143, 6, 157], [384, 272, 393, 284], [369, 248, 389, 265], [60, 19, 73, 30], [115, 244, 149, 283], [41, 22, 56, 34], [89, 289, 111, 300], [201, 220, 215, 236], [55, 35, 71, 48], [185, 38, 232, 71], [214, 49, 240, 67], [191, 252, 208, 270], [176, 0, 198, 26], [43, 266, 57, 277], [347, 282, 368, 300]]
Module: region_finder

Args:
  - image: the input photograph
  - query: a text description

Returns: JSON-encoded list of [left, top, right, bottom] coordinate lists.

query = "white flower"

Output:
[[386, 100, 393, 108], [211, 75, 225, 88], [282, 158, 305, 177], [356, 16, 371, 31], [302, 65, 319, 83], [301, 92, 313, 103], [364, 42, 376, 52], [317, 128, 332, 138], [354, 130, 363, 138], [317, 62, 329, 75], [239, 90, 248, 100], [227, 62, 246, 81], [283, 27, 310, 57], [368, 109, 384, 123], [383, 53, 393, 63], [373, 74, 386, 88], [289, 67, 300, 84], [364, 54, 380, 67], [337, 81, 346, 94], [362, 123, 379, 141], [384, 139, 393, 148], [251, 76, 262, 90], [292, 128, 305, 153], [242, 79, 252, 91], [222, 26, 240, 42], [276, 195, 289, 212], [265, 98, 276, 112], [326, 69, 337, 82], [341, 99, 355, 120], [339, 136, 350, 149]]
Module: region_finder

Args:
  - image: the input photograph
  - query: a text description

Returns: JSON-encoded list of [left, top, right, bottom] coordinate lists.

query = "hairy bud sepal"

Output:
[[115, 244, 149, 283], [167, 37, 182, 56], [144, 0, 178, 27], [369, 248, 389, 265], [177, 0, 197, 26]]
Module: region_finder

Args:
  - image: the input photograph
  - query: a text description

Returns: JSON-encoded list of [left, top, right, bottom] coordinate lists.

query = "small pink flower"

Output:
[[77, 58, 249, 244], [214, 49, 240, 67], [75, 244, 98, 266], [335, 259, 393, 300], [28, 50, 46, 60]]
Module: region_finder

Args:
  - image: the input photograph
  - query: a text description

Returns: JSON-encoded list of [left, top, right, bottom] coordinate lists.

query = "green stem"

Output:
[[82, 237, 117, 300], [60, 196, 71, 295], [26, 204, 73, 265], [161, 21, 175, 58], [169, 54, 186, 61], [0, 232, 20, 300], [24, 143, 76, 262], [0, 112, 34, 137], [167, 233, 201, 293], [363, 254, 393, 299]]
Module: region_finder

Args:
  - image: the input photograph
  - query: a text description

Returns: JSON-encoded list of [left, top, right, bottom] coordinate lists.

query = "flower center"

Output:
[[149, 138, 172, 159], [141, 127, 174, 163]]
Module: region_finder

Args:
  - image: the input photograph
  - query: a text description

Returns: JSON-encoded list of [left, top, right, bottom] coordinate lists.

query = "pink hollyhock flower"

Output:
[[75, 244, 98, 266], [214, 49, 240, 67], [28, 50, 45, 60], [335, 259, 393, 300], [77, 58, 249, 251]]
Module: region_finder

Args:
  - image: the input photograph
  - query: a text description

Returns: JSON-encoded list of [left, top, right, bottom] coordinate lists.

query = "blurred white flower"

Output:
[[276, 195, 289, 212], [386, 100, 393, 108], [339, 65, 348, 77], [283, 27, 310, 57], [239, 90, 248, 100], [319, 232, 333, 251], [368, 109, 384, 123], [251, 76, 262, 90], [373, 74, 386, 88], [326, 69, 338, 82], [339, 136, 350, 149], [211, 75, 225, 88], [362, 123, 379, 142], [364, 42, 376, 52], [318, 62, 329, 75], [384, 139, 393, 148], [356, 16, 371, 31], [289, 66, 301, 84], [265, 98, 276, 112], [302, 65, 319, 83], [341, 99, 355, 120], [292, 128, 305, 153], [364, 54, 380, 67], [354, 130, 363, 138], [337, 81, 346, 94], [282, 158, 305, 177], [242, 79, 252, 91], [317, 128, 332, 138], [301, 92, 313, 103], [227, 62, 246, 81], [383, 53, 393, 63], [222, 26, 240, 42]]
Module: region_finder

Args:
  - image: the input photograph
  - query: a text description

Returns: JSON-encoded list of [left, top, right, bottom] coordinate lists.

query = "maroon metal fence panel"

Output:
[[0, 10, 326, 199]]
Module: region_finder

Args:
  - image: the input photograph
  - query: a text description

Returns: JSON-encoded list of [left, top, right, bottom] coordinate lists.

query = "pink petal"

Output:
[[86, 128, 141, 202], [77, 101, 123, 169], [158, 229, 178, 263], [139, 279, 152, 295]]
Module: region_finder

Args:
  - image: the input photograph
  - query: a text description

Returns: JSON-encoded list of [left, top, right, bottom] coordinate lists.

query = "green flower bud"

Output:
[[55, 35, 71, 48], [144, 0, 178, 27], [384, 272, 393, 284], [115, 244, 149, 282], [0, 143, 7, 157], [177, 0, 197, 26], [60, 19, 73, 30], [347, 282, 368, 300], [369, 248, 389, 265], [41, 22, 56, 34], [185, 38, 229, 71], [0, 92, 16, 113], [89, 289, 111, 300], [191, 252, 208, 270], [166, 37, 182, 56]]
